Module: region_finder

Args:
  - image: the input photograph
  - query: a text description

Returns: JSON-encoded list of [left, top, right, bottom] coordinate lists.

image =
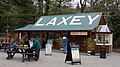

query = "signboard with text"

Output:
[[45, 44, 52, 55], [70, 32, 87, 35], [16, 13, 102, 31], [71, 47, 81, 63], [65, 46, 81, 65]]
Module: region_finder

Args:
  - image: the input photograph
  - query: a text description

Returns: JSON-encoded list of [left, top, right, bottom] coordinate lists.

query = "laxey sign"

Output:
[[34, 13, 102, 27]]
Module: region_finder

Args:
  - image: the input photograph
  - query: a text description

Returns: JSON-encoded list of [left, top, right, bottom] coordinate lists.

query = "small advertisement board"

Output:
[[45, 44, 52, 55], [71, 47, 81, 64]]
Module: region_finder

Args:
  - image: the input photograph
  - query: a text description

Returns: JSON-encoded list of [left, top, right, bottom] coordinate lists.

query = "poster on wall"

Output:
[[71, 47, 81, 63]]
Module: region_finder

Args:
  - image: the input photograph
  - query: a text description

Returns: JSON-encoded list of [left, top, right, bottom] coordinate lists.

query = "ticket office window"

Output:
[[96, 34, 112, 45]]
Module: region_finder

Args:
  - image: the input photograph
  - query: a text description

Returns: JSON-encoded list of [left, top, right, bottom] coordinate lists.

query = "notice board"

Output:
[[71, 47, 80, 62], [45, 44, 52, 55], [65, 46, 81, 65], [71, 47, 81, 64]]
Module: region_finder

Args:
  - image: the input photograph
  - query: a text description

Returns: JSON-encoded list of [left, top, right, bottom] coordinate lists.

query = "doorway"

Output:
[[70, 35, 87, 52]]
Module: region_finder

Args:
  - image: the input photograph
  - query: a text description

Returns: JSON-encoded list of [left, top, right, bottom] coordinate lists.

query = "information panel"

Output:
[[71, 47, 80, 62], [45, 44, 52, 55]]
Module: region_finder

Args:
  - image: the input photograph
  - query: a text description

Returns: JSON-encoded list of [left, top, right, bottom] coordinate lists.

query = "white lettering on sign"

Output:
[[88, 15, 100, 25], [35, 18, 44, 26], [34, 15, 100, 26], [57, 16, 72, 25], [46, 17, 57, 26], [70, 16, 85, 25]]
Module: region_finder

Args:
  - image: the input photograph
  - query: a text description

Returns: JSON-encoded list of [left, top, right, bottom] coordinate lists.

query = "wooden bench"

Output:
[[1, 43, 10, 52], [6, 50, 15, 59], [6, 48, 23, 60], [22, 49, 40, 62]]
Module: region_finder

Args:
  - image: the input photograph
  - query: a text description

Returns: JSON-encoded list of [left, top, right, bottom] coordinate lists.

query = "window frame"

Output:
[[96, 33, 112, 45]]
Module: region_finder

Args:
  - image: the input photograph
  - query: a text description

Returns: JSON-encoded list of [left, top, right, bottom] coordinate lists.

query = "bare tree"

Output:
[[79, 0, 87, 13], [91, 0, 99, 12], [57, 0, 62, 14], [87, 0, 99, 12]]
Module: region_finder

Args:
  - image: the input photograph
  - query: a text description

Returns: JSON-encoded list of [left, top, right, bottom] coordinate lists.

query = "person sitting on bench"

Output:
[[30, 38, 42, 60], [25, 38, 42, 61], [6, 41, 16, 59]]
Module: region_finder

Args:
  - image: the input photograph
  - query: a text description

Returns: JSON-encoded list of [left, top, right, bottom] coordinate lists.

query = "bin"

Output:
[[100, 47, 106, 58]]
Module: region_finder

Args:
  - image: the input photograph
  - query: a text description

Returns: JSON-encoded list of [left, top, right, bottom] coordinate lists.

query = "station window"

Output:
[[96, 34, 112, 45]]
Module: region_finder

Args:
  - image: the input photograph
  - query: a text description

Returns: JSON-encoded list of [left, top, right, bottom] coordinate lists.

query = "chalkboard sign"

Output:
[[65, 45, 81, 65], [71, 47, 81, 64]]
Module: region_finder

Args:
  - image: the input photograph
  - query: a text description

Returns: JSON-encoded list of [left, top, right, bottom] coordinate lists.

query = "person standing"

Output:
[[63, 36, 68, 54]]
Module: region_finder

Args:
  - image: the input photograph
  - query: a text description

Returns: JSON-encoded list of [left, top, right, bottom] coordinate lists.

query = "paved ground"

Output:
[[0, 49, 120, 67]]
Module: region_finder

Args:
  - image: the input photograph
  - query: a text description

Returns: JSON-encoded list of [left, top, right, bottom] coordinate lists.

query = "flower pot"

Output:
[[87, 50, 91, 56]]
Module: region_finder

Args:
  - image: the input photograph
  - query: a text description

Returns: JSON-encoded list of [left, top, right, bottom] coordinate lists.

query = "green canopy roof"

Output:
[[15, 12, 102, 31]]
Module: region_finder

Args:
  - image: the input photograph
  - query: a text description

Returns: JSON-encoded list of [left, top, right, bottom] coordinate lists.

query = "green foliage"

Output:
[[48, 2, 78, 15], [59, 37, 63, 45], [86, 0, 120, 47], [108, 6, 120, 47], [87, 38, 95, 51], [0, 0, 37, 33]]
